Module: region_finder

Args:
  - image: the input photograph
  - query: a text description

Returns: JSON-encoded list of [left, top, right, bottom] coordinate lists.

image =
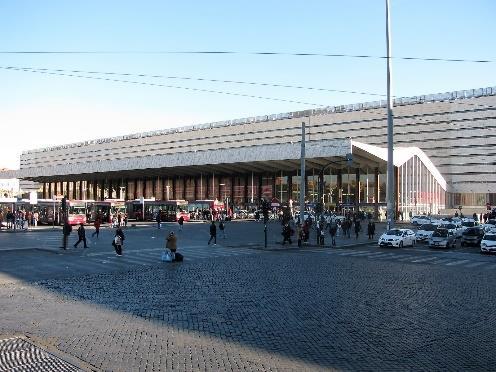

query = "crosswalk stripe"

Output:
[[445, 260, 470, 266], [430, 259, 453, 265], [464, 261, 487, 268], [410, 257, 439, 263]]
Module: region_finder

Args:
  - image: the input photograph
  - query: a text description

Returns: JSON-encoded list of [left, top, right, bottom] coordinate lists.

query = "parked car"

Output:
[[411, 215, 431, 225], [415, 223, 438, 242], [439, 223, 463, 237], [428, 228, 457, 249], [459, 220, 479, 234], [461, 227, 485, 247], [480, 233, 496, 254], [378, 228, 416, 248]]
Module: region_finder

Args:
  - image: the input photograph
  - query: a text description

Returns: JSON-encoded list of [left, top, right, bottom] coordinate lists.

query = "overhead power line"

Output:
[[1, 66, 324, 107], [1, 65, 387, 97], [0, 50, 492, 63]]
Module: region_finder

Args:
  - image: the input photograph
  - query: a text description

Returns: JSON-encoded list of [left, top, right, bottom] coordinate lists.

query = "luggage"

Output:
[[174, 252, 183, 262]]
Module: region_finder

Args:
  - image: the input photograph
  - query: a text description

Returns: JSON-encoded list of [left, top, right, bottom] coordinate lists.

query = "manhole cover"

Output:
[[0, 337, 81, 371]]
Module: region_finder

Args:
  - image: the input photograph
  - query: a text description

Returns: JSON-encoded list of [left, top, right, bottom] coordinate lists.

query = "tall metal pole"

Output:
[[300, 121, 306, 224], [386, 0, 395, 229]]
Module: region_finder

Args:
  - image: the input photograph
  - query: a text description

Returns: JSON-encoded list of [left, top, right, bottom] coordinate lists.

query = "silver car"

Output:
[[428, 228, 456, 249]]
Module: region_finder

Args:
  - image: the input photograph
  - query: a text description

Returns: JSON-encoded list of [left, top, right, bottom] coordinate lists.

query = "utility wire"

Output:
[[2, 65, 494, 113], [2, 66, 323, 107], [0, 50, 493, 63], [1, 65, 387, 97]]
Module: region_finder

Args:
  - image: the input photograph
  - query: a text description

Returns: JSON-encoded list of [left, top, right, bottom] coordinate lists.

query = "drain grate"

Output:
[[0, 337, 81, 372]]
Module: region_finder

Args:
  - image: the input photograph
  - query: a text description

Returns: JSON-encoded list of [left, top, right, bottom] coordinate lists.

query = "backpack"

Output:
[[174, 252, 184, 262]]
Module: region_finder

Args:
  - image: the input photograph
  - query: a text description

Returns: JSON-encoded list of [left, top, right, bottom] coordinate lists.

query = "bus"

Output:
[[66, 200, 87, 225], [1, 198, 62, 225], [87, 199, 126, 223], [187, 199, 225, 220], [126, 199, 189, 222]]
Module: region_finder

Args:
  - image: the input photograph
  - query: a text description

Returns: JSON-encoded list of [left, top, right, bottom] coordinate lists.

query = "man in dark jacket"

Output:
[[208, 221, 217, 245], [61, 219, 72, 249], [74, 223, 88, 248]]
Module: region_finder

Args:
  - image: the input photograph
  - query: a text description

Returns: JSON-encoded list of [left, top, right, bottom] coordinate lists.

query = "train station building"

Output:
[[1, 85, 495, 216]]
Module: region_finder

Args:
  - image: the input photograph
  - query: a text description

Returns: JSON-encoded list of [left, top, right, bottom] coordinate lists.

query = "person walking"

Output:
[[61, 219, 72, 249], [219, 220, 226, 239], [92, 216, 101, 239], [113, 227, 125, 256], [354, 219, 361, 240], [208, 221, 217, 245], [74, 223, 88, 248], [367, 220, 376, 240], [296, 223, 302, 247], [156, 211, 162, 229], [329, 220, 338, 247], [33, 211, 39, 228], [282, 223, 292, 245], [166, 231, 177, 261], [178, 215, 184, 231]]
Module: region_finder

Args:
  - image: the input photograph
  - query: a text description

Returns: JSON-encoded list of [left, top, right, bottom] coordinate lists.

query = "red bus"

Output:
[[67, 200, 87, 225], [88, 199, 126, 223], [126, 200, 189, 222]]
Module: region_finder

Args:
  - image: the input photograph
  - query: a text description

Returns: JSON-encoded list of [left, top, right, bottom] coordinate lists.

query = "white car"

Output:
[[480, 233, 496, 254], [415, 223, 438, 242], [439, 223, 462, 237], [411, 215, 431, 225], [379, 228, 416, 248]]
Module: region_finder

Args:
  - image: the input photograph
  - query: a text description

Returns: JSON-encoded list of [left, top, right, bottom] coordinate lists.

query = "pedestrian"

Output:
[[74, 223, 88, 248], [165, 231, 177, 260], [219, 220, 226, 239], [33, 211, 39, 227], [354, 219, 361, 239], [61, 219, 72, 249], [367, 220, 375, 239], [156, 211, 162, 229], [329, 220, 337, 247], [92, 217, 101, 238], [296, 224, 302, 247], [208, 221, 217, 245], [113, 227, 125, 256], [282, 223, 292, 245], [178, 215, 184, 231], [124, 213, 128, 227]]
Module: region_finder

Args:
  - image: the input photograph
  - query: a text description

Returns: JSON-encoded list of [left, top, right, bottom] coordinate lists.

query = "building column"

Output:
[[172, 178, 176, 200], [133, 179, 138, 200], [374, 168, 379, 219], [287, 173, 293, 203], [258, 174, 263, 202], [108, 179, 113, 199], [42, 183, 47, 199], [395, 166, 400, 219], [182, 177, 186, 200], [152, 178, 156, 199], [231, 176, 235, 207], [355, 168, 360, 212], [244, 175, 249, 204], [337, 170, 343, 205], [78, 181, 83, 200], [193, 177, 198, 201], [65, 182, 70, 198], [318, 171, 324, 209], [100, 180, 105, 201]]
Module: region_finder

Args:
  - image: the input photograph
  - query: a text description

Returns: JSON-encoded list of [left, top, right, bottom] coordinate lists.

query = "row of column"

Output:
[[41, 168, 384, 210]]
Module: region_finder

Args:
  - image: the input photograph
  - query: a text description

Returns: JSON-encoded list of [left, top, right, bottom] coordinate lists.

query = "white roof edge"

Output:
[[351, 140, 447, 190]]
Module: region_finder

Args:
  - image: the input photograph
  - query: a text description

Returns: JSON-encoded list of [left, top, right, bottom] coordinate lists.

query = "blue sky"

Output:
[[0, 0, 494, 169]]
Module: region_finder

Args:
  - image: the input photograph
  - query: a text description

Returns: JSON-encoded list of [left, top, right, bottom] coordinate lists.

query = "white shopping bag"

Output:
[[161, 251, 173, 262]]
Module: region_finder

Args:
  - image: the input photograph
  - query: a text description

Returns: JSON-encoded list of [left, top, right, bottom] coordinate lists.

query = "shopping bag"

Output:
[[161, 251, 173, 262]]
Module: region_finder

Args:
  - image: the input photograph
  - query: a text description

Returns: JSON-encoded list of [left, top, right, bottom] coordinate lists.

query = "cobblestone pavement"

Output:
[[1, 244, 495, 371]]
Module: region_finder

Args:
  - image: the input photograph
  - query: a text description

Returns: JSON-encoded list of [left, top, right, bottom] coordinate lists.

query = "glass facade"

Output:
[[398, 155, 445, 216]]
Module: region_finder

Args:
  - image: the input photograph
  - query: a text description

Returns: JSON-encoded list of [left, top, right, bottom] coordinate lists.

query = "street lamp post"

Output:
[[386, 0, 395, 229]]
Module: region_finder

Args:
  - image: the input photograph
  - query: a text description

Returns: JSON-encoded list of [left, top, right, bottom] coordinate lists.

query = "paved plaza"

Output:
[[1, 221, 495, 371]]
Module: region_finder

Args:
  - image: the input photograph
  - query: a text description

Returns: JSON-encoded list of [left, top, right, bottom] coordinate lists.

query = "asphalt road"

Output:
[[0, 221, 495, 371]]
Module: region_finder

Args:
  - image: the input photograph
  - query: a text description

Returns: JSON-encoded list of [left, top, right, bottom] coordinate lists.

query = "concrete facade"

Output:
[[2, 86, 495, 209]]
